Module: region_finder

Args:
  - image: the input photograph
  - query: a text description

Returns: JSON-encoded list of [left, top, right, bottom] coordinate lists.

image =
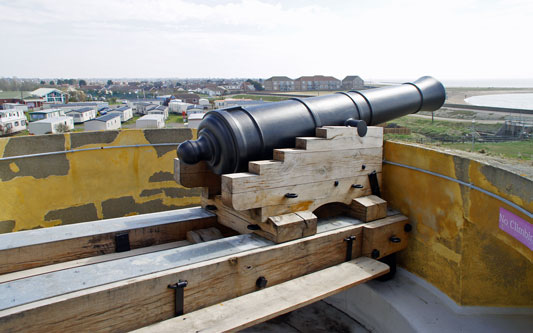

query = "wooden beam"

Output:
[[350, 195, 388, 222], [0, 207, 216, 275], [256, 211, 317, 243], [0, 240, 190, 284], [174, 159, 221, 195], [0, 216, 368, 332], [362, 214, 410, 259], [132, 257, 389, 333]]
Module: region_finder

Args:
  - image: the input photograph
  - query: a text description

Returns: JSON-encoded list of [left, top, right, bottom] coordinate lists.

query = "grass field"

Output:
[[385, 116, 532, 160], [166, 114, 184, 123]]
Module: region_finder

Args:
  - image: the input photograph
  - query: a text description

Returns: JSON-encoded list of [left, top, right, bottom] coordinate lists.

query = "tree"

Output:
[[55, 123, 71, 133], [40, 80, 45, 85], [175, 82, 182, 87], [79, 80, 87, 86], [107, 80, 114, 86], [49, 81, 55, 85], [246, 79, 264, 91]]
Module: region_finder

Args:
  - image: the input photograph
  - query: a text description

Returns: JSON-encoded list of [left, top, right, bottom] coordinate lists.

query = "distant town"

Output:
[[0, 75, 365, 136]]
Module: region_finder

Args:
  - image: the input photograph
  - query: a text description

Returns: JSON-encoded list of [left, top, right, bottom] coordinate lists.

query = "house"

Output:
[[186, 113, 205, 129], [136, 102, 160, 115], [127, 99, 162, 112], [264, 76, 294, 91], [169, 101, 191, 114], [28, 116, 74, 135], [240, 82, 256, 92], [0, 91, 45, 108], [174, 93, 200, 104], [31, 88, 67, 104], [198, 98, 210, 106], [29, 109, 65, 122], [294, 75, 341, 91], [47, 102, 109, 112], [108, 106, 133, 122], [136, 114, 165, 129], [65, 107, 97, 124], [0, 109, 27, 135], [3, 103, 28, 112], [147, 105, 168, 120], [342, 76, 365, 90], [84, 114, 122, 131]]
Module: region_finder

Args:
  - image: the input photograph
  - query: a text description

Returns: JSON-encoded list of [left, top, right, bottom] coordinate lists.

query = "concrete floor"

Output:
[[241, 300, 369, 333]]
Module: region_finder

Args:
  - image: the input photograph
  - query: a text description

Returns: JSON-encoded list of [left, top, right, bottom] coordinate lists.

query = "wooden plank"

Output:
[[0, 207, 216, 275], [362, 214, 410, 259], [0, 235, 273, 312], [224, 173, 377, 211], [0, 217, 366, 332], [256, 211, 317, 243], [230, 147, 382, 192], [296, 126, 383, 151], [174, 158, 221, 194], [350, 195, 388, 222], [0, 240, 190, 284], [133, 257, 389, 333]]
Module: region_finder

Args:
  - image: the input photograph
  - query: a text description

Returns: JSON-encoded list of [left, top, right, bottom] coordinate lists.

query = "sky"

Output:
[[1, 0, 533, 81]]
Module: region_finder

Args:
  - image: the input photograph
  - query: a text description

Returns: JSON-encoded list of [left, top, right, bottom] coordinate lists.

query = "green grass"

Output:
[[387, 117, 500, 138], [443, 140, 533, 160], [231, 94, 289, 102], [384, 116, 532, 161], [123, 116, 141, 126], [166, 114, 184, 123]]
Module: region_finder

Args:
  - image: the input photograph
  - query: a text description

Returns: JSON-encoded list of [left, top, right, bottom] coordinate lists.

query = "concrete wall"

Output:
[[0, 129, 200, 233], [383, 141, 532, 307]]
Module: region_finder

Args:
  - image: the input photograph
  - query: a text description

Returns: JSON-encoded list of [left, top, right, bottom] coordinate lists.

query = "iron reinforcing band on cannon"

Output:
[[178, 76, 446, 174]]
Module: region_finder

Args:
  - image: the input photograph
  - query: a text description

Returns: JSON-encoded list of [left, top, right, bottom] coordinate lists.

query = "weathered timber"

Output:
[[0, 215, 373, 332], [256, 211, 317, 243], [186, 227, 224, 244], [350, 195, 388, 222], [0, 207, 216, 275], [362, 214, 410, 259], [0, 240, 190, 284], [133, 257, 389, 333], [174, 159, 221, 196]]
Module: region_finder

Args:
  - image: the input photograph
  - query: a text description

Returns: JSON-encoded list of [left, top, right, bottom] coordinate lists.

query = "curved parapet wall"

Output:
[[0, 129, 200, 233], [383, 141, 532, 307]]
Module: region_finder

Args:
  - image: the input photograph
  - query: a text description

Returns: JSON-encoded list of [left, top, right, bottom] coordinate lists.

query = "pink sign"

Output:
[[499, 207, 533, 251]]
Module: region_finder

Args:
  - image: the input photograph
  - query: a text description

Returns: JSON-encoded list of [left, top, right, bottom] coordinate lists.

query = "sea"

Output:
[[465, 94, 533, 110]]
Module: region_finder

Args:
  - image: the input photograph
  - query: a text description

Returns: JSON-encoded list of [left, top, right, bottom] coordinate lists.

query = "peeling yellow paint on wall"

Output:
[[0, 129, 199, 233], [383, 141, 533, 307], [9, 162, 19, 173]]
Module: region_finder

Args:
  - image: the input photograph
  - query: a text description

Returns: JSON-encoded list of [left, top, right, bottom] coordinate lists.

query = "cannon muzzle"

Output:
[[178, 76, 445, 174]]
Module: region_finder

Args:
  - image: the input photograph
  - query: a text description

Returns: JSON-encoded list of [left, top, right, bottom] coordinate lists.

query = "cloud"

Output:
[[0, 0, 532, 79]]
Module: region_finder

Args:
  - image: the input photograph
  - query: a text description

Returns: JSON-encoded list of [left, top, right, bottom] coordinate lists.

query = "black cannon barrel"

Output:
[[178, 76, 445, 174]]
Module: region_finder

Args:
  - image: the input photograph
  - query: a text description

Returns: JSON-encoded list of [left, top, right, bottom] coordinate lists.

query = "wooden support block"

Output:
[[0, 207, 216, 275], [186, 227, 223, 244], [362, 214, 410, 259], [256, 211, 317, 243], [350, 195, 387, 222], [296, 126, 383, 151], [132, 257, 389, 333], [0, 219, 365, 332], [174, 158, 221, 196]]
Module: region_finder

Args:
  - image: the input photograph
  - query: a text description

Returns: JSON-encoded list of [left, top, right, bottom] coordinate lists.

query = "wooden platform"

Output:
[[133, 257, 389, 333], [0, 210, 409, 332]]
